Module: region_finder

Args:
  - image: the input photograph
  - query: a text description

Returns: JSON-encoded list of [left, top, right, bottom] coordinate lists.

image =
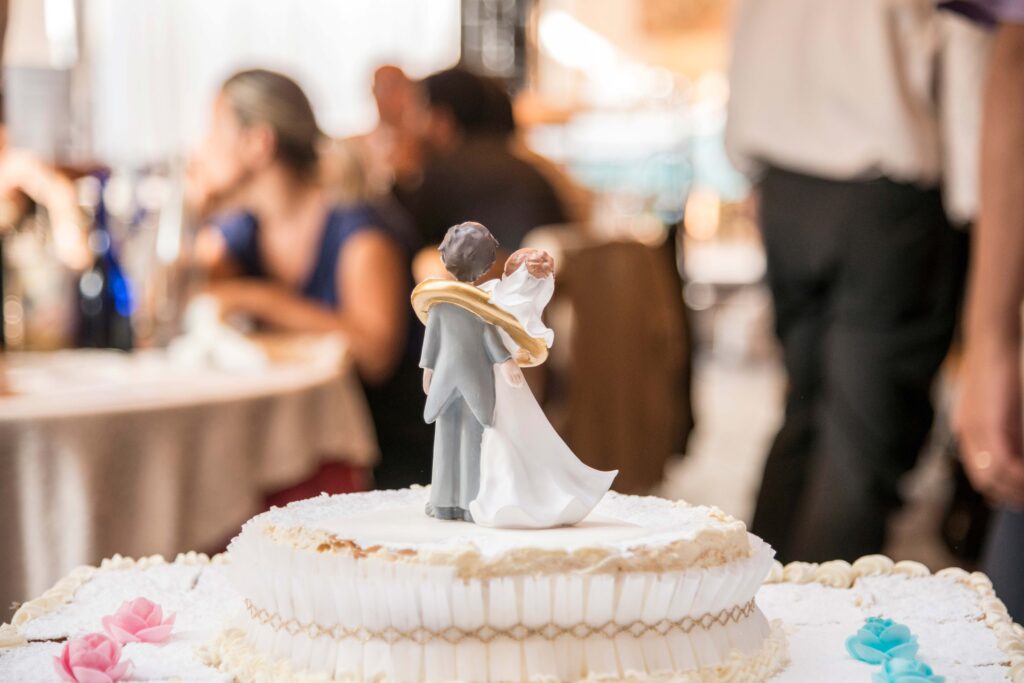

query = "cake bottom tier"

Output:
[[206, 618, 788, 683], [5, 554, 1021, 681]]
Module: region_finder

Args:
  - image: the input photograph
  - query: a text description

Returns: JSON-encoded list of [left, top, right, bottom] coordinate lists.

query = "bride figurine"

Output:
[[470, 248, 617, 528]]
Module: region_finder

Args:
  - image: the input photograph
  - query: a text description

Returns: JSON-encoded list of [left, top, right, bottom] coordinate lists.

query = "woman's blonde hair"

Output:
[[222, 69, 321, 176]]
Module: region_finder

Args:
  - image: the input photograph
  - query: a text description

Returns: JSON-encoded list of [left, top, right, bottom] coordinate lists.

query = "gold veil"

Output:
[[410, 279, 549, 368]]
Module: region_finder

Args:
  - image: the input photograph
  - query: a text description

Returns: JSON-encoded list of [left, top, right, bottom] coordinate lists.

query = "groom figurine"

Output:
[[420, 222, 523, 522]]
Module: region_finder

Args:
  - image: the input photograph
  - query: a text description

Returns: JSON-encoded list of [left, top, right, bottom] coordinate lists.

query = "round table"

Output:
[[0, 334, 377, 619]]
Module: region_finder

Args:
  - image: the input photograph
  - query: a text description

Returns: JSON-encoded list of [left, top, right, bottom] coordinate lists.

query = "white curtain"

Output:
[[83, 0, 460, 167]]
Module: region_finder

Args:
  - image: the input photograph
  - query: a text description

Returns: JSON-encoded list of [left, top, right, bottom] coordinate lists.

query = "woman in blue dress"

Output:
[[190, 69, 431, 493]]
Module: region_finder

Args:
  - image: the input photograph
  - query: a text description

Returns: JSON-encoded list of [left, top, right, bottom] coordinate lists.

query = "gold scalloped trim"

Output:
[[243, 597, 758, 645], [0, 551, 228, 647], [763, 554, 1024, 681]]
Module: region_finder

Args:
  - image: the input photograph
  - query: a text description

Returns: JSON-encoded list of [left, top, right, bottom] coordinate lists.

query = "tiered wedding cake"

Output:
[[2, 498, 1022, 680], [218, 487, 785, 683]]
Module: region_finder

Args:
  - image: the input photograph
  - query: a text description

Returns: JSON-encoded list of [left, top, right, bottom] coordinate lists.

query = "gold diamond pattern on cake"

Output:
[[243, 598, 757, 645]]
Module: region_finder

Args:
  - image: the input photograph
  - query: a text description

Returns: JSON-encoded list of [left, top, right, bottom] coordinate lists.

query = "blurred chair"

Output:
[[528, 226, 693, 494]]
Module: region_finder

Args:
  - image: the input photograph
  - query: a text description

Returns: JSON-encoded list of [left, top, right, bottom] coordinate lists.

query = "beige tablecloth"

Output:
[[0, 335, 377, 619]]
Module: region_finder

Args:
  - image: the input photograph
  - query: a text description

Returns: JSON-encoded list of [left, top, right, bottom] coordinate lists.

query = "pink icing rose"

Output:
[[101, 597, 175, 644], [53, 633, 132, 683]]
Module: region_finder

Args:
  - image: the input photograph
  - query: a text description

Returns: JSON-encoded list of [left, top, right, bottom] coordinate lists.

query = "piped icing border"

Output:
[[252, 490, 754, 579], [263, 521, 749, 578], [198, 621, 790, 683], [764, 554, 1024, 682], [0, 551, 227, 649]]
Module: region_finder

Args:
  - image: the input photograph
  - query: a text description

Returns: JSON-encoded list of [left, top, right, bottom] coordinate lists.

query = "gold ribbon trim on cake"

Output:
[[243, 598, 757, 645], [410, 278, 549, 367]]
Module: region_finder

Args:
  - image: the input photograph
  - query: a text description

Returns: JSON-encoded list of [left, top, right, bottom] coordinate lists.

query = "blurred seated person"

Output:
[[190, 68, 433, 492], [0, 147, 90, 272], [321, 66, 423, 254], [394, 67, 568, 280], [320, 135, 421, 256], [490, 81, 592, 226], [0, 112, 91, 395], [344, 65, 423, 198]]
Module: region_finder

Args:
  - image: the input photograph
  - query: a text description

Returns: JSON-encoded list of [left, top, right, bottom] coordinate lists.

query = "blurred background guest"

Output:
[[394, 67, 567, 270], [343, 65, 422, 201], [0, 148, 89, 272], [954, 0, 1024, 623], [726, 0, 977, 562], [0, 125, 91, 395], [189, 68, 432, 492]]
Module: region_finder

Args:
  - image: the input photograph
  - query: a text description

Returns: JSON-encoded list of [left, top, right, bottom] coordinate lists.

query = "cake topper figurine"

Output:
[[412, 221, 616, 528]]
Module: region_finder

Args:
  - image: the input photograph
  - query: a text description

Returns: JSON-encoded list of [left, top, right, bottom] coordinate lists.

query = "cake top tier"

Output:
[[244, 487, 752, 577]]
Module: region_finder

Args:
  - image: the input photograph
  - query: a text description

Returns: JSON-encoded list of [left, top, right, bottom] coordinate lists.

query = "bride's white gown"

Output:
[[469, 367, 617, 528], [469, 270, 617, 528]]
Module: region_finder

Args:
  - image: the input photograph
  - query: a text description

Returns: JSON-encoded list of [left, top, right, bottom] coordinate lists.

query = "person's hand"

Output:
[[204, 280, 270, 319], [499, 359, 525, 388], [0, 355, 11, 397], [956, 338, 1024, 509], [422, 368, 433, 394]]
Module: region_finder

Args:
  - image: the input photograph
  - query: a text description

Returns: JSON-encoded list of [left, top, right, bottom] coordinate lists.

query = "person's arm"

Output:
[[956, 23, 1024, 508], [0, 149, 89, 270], [335, 230, 408, 383], [210, 230, 408, 384], [194, 225, 244, 279], [484, 322, 523, 387], [0, 354, 9, 396], [419, 306, 443, 394]]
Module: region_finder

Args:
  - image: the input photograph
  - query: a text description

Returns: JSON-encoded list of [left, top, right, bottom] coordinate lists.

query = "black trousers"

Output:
[[750, 167, 968, 563], [983, 508, 1024, 623], [367, 349, 435, 490]]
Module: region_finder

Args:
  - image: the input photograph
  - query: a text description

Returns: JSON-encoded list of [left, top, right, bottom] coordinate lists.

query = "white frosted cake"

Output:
[[2, 492, 1023, 682], [218, 488, 783, 682]]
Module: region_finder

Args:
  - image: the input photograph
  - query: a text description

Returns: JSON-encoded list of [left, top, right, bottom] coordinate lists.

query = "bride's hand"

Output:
[[499, 359, 525, 388], [422, 368, 432, 394]]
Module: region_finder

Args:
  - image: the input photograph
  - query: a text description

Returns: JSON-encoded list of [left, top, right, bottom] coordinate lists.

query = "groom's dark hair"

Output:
[[438, 222, 499, 282]]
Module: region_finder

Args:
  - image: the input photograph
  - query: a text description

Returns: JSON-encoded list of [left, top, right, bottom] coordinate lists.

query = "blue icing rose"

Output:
[[871, 657, 945, 683], [846, 617, 919, 664]]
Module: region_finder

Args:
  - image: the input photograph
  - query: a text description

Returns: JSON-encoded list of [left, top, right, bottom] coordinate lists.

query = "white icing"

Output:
[[781, 562, 818, 585], [323, 504, 651, 550], [0, 625, 25, 649], [761, 575, 1015, 682], [256, 488, 747, 561], [470, 364, 616, 529], [851, 555, 895, 577]]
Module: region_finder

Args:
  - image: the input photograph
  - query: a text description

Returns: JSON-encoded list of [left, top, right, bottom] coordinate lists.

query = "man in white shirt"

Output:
[[725, 0, 982, 563]]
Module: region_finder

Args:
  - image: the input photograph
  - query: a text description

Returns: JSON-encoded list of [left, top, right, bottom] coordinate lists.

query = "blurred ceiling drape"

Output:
[[82, 0, 460, 167]]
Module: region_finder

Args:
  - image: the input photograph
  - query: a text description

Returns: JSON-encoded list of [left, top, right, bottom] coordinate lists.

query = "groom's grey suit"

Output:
[[421, 303, 512, 510]]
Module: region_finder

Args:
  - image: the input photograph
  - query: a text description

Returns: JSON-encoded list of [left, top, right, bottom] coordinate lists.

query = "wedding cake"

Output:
[[3, 500, 1023, 680], [206, 229, 777, 682], [219, 487, 784, 682]]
